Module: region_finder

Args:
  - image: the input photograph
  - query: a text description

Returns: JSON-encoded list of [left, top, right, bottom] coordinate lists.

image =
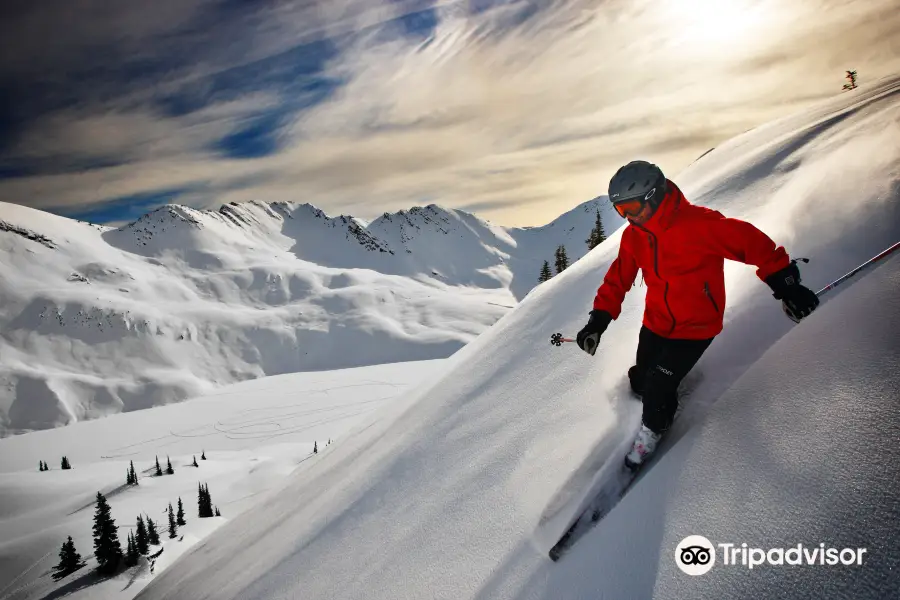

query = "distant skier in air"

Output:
[[576, 160, 819, 470]]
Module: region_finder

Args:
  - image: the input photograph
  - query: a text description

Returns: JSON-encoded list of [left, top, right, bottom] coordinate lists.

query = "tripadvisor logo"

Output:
[[675, 536, 868, 575], [675, 535, 716, 575]]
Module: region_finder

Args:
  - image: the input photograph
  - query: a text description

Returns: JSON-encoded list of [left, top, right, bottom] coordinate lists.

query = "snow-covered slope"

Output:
[[131, 76, 900, 600], [0, 190, 621, 437], [0, 360, 446, 600]]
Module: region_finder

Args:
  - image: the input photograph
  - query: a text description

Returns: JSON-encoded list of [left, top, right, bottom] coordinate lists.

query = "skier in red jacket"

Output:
[[576, 160, 819, 469]]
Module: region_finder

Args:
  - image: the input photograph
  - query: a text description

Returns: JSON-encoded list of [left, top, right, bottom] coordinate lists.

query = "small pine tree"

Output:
[[538, 260, 552, 283], [201, 450, 206, 460], [52, 536, 86, 580], [61, 456, 72, 470], [166, 456, 174, 475], [146, 517, 161, 546], [124, 532, 138, 567], [586, 208, 606, 250], [554, 245, 569, 274], [136, 516, 149, 555], [39, 461, 45, 472], [192, 455, 198, 467], [198, 483, 215, 518], [313, 441, 318, 454], [215, 506, 221, 517], [176, 497, 186, 526], [92, 491, 122, 574], [167, 503, 178, 539], [154, 456, 162, 477], [130, 461, 138, 485], [842, 70, 858, 91]]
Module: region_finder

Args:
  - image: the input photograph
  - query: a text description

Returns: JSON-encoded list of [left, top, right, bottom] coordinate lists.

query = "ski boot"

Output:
[[624, 423, 662, 471]]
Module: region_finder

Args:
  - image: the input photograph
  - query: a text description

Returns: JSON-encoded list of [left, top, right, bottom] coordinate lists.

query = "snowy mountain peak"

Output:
[[0, 189, 621, 436]]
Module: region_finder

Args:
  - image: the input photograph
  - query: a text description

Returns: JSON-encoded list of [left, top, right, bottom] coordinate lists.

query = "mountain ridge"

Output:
[[0, 194, 621, 437]]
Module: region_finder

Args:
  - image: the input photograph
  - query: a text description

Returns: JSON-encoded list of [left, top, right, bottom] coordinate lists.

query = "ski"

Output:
[[548, 461, 643, 561], [547, 398, 691, 562]]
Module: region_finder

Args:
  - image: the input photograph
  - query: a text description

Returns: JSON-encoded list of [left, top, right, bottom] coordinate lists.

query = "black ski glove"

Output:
[[765, 261, 819, 323], [576, 310, 612, 356]]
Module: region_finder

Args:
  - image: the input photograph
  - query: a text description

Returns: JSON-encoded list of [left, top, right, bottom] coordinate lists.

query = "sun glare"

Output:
[[663, 0, 771, 54]]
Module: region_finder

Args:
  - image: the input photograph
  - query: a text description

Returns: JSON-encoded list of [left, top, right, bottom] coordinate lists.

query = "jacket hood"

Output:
[[634, 179, 688, 234]]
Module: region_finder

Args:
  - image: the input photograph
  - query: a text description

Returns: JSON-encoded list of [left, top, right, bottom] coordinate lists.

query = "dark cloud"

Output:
[[50, 186, 200, 224], [0, 0, 898, 227]]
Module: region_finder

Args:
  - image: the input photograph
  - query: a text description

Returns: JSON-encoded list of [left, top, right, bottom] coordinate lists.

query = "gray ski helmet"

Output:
[[608, 160, 667, 211]]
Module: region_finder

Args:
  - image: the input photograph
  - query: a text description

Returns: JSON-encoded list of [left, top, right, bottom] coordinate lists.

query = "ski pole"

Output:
[[782, 241, 899, 323], [550, 332, 576, 347], [814, 240, 900, 298]]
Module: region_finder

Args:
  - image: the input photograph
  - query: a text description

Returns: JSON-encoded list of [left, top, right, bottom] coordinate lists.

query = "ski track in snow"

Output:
[[0, 360, 446, 600]]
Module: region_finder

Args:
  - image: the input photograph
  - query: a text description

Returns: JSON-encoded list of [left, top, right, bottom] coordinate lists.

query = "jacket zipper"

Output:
[[703, 282, 721, 314], [635, 225, 677, 335]]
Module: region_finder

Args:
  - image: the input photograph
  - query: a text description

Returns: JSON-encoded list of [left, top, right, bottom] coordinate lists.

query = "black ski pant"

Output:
[[628, 326, 715, 435]]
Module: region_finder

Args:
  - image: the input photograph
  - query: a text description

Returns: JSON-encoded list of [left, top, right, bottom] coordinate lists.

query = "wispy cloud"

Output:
[[1, 0, 898, 227]]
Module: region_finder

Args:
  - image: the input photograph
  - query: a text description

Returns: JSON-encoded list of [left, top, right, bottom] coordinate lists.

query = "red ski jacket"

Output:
[[593, 180, 790, 340]]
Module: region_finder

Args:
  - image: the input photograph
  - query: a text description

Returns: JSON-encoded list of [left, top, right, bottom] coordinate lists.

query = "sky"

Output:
[[0, 0, 898, 228]]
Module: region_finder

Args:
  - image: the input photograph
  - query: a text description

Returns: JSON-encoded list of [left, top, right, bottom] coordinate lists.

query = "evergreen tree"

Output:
[[167, 503, 178, 539], [586, 208, 607, 250], [538, 260, 552, 283], [192, 455, 198, 467], [198, 483, 214, 518], [154, 456, 162, 476], [136, 516, 149, 555], [91, 491, 122, 574], [52, 536, 86, 580], [39, 461, 45, 472], [146, 517, 161, 546], [61, 456, 72, 470], [176, 497, 186, 526], [201, 450, 206, 460], [554, 245, 569, 274], [215, 506, 221, 517], [126, 462, 137, 485], [124, 532, 138, 567], [166, 456, 174, 475], [313, 441, 318, 454]]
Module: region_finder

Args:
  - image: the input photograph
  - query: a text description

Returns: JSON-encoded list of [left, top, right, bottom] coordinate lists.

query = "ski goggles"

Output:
[[612, 197, 645, 218]]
